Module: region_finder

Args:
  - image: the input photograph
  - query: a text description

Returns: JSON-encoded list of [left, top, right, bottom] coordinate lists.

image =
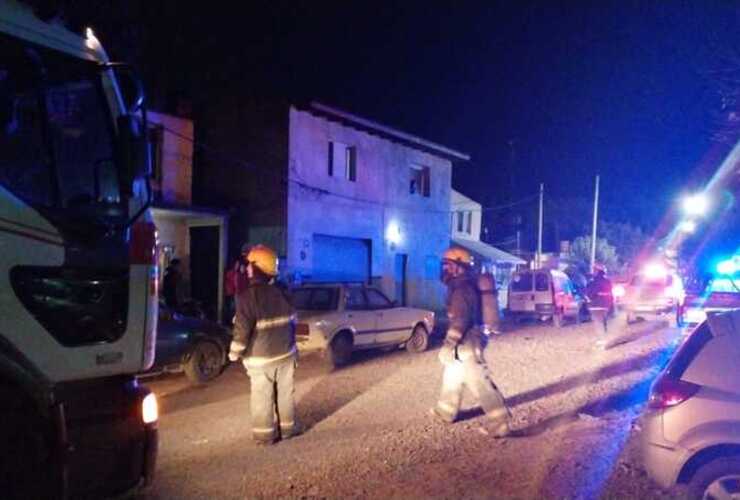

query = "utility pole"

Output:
[[537, 183, 544, 269], [590, 175, 600, 273]]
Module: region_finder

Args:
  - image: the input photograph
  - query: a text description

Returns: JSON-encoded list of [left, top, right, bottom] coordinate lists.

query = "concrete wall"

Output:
[[286, 107, 452, 311], [149, 111, 193, 205], [451, 189, 481, 241]]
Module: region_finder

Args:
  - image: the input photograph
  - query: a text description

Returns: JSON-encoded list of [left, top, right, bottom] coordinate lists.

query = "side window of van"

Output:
[[535, 273, 549, 292]]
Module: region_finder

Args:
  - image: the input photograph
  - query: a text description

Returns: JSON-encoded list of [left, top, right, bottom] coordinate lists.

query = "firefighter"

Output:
[[586, 264, 614, 348], [431, 247, 511, 437], [228, 244, 301, 445]]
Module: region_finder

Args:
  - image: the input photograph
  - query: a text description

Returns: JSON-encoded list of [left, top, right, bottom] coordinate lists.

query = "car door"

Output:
[[343, 286, 376, 347], [153, 305, 187, 368], [366, 288, 410, 345]]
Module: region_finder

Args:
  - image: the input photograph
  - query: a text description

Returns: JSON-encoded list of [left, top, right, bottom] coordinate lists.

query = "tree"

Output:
[[598, 221, 648, 271], [570, 236, 619, 275]]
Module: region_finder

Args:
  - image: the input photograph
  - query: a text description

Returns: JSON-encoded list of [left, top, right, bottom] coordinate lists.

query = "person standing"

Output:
[[586, 264, 614, 349], [228, 245, 300, 445], [431, 247, 511, 437], [162, 258, 181, 309]]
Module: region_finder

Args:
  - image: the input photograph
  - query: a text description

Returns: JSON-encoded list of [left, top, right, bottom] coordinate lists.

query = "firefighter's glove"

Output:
[[228, 350, 240, 362], [438, 344, 456, 365]]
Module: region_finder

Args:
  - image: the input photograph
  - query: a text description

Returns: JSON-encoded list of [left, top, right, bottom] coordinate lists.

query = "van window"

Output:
[[535, 272, 550, 292], [511, 273, 533, 292]]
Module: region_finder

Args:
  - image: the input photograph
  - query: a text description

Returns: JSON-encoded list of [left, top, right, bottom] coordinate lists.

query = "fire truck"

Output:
[[0, 1, 158, 497]]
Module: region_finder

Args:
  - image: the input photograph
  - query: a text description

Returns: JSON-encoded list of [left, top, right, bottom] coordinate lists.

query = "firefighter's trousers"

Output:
[[435, 341, 509, 423], [244, 356, 298, 443]]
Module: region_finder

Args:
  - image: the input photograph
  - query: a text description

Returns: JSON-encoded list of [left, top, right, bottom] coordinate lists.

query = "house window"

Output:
[[466, 211, 472, 234], [409, 165, 430, 197], [328, 141, 357, 182], [457, 211, 464, 232], [148, 123, 164, 182]]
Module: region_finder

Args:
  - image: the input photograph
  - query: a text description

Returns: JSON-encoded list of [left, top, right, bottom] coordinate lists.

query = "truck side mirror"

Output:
[[115, 114, 151, 196]]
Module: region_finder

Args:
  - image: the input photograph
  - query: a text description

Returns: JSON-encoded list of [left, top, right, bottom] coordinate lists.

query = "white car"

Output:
[[293, 284, 435, 368]]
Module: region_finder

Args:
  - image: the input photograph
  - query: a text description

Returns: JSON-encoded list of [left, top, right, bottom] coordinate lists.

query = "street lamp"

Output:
[[682, 193, 709, 217]]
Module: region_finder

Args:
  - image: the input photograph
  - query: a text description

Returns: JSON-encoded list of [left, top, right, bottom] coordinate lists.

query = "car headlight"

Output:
[[142, 393, 158, 424]]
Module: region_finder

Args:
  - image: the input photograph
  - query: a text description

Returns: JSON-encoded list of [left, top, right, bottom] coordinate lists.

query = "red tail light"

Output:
[[130, 221, 158, 266], [648, 375, 700, 409], [295, 323, 310, 337]]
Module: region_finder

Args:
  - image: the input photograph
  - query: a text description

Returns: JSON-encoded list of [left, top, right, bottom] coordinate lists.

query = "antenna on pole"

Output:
[[590, 175, 600, 273]]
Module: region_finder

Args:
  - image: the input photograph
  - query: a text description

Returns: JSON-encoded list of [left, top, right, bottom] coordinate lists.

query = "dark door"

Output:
[[189, 225, 219, 320], [394, 254, 407, 306]]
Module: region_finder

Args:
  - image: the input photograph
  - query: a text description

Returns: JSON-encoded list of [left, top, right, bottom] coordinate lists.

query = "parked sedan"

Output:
[[642, 309, 740, 498], [680, 277, 740, 326], [293, 283, 435, 368], [145, 304, 231, 384]]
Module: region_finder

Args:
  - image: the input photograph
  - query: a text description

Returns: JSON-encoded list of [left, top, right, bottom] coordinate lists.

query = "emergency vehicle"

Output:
[[0, 1, 158, 497]]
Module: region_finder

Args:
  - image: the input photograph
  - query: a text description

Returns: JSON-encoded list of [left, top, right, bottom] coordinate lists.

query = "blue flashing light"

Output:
[[717, 259, 737, 275]]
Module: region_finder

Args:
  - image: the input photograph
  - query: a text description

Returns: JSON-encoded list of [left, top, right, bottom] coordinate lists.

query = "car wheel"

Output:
[[406, 324, 429, 353], [328, 332, 353, 368], [184, 341, 224, 384], [687, 456, 740, 500], [0, 405, 52, 499]]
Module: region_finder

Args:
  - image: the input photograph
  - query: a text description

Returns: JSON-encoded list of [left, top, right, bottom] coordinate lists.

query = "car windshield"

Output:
[[511, 273, 533, 292], [292, 287, 339, 311], [0, 33, 120, 210]]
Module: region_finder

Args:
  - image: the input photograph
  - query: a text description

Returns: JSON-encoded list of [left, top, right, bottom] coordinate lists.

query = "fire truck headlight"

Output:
[[142, 393, 159, 424]]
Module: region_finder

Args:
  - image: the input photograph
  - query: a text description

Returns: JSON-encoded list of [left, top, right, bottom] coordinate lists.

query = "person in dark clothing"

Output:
[[586, 265, 614, 347], [162, 258, 181, 309], [431, 247, 511, 437], [228, 245, 300, 445]]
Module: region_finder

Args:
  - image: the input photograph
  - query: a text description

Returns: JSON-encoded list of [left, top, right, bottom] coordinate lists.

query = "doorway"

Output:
[[189, 225, 220, 320], [394, 254, 407, 306]]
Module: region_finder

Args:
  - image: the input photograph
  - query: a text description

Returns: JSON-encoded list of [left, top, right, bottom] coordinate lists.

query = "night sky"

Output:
[[66, 0, 740, 257]]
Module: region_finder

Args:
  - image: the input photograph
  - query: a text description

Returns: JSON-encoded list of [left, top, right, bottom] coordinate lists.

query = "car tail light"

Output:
[[295, 323, 310, 337], [648, 375, 700, 409], [612, 284, 625, 298], [142, 392, 159, 424]]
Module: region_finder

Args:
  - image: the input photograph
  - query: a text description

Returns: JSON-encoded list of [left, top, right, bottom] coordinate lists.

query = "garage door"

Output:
[[312, 234, 370, 282]]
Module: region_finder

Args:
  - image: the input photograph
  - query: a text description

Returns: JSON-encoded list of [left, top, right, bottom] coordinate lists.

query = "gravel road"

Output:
[[137, 316, 686, 499]]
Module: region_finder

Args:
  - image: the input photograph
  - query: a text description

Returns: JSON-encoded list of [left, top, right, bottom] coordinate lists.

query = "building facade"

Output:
[[148, 111, 228, 322], [193, 99, 468, 312]]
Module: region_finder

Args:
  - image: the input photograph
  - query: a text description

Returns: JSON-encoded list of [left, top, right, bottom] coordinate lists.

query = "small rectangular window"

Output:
[[346, 146, 356, 182], [148, 124, 164, 182], [457, 211, 464, 232], [327, 142, 334, 176], [410, 165, 431, 197], [466, 211, 472, 234]]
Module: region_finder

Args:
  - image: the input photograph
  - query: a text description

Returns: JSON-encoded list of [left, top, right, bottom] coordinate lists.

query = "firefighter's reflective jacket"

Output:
[[230, 283, 296, 368], [445, 274, 483, 349]]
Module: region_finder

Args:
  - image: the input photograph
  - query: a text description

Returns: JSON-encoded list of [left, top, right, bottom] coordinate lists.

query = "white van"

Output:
[[507, 269, 586, 327]]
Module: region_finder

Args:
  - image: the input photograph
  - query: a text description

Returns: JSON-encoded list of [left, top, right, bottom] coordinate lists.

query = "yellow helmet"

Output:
[[442, 247, 473, 266], [245, 244, 278, 276]]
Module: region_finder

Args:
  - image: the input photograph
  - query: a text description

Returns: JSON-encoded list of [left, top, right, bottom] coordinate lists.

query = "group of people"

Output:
[[227, 244, 514, 445]]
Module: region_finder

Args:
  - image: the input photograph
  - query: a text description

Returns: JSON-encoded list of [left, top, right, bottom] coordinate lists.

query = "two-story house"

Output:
[[451, 189, 524, 307], [194, 100, 469, 311], [147, 111, 228, 322]]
